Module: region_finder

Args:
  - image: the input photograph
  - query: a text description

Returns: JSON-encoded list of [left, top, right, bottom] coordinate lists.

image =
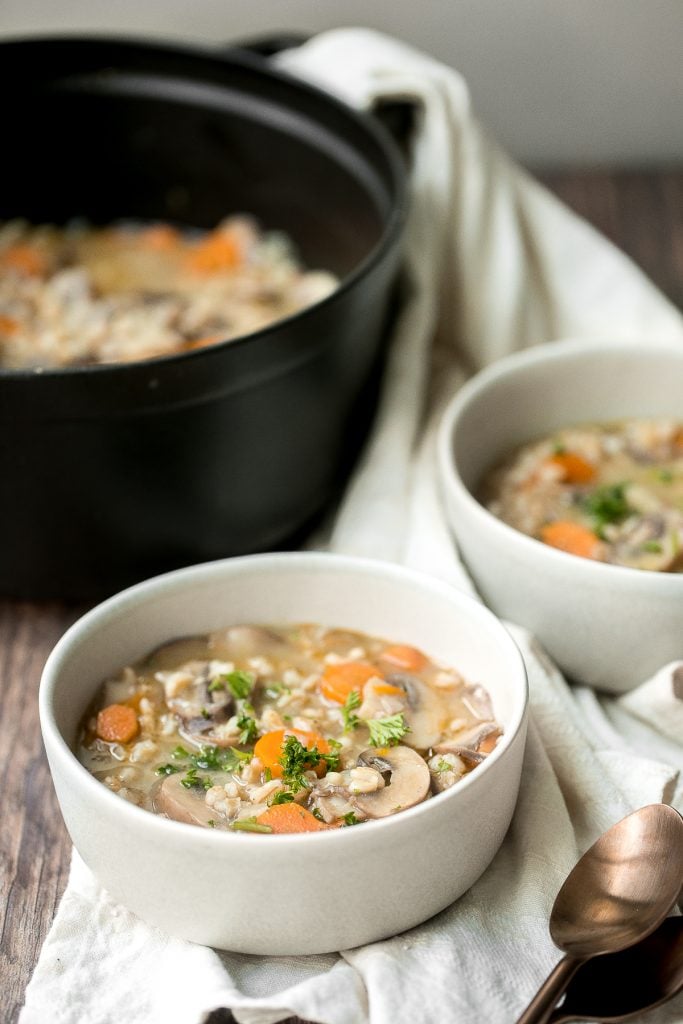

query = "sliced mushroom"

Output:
[[353, 745, 430, 818], [209, 625, 285, 660], [385, 673, 448, 750], [145, 636, 212, 671], [435, 722, 501, 756], [460, 683, 495, 721], [163, 664, 237, 747], [154, 774, 218, 828]]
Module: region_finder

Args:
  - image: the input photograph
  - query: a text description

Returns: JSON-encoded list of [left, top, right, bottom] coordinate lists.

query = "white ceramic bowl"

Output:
[[40, 552, 527, 954], [438, 337, 683, 693]]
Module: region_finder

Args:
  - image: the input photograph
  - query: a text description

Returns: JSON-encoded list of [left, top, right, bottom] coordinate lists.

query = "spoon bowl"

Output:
[[549, 916, 683, 1023], [516, 805, 683, 1024]]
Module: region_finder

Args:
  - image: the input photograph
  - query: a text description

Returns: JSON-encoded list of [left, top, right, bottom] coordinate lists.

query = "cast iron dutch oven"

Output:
[[0, 36, 406, 599]]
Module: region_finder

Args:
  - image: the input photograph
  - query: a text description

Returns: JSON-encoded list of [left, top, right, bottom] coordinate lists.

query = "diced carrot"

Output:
[[184, 334, 221, 351], [1, 245, 46, 277], [379, 644, 426, 672], [186, 230, 242, 273], [319, 661, 382, 704], [0, 315, 19, 335], [546, 452, 596, 484], [96, 703, 139, 744], [139, 224, 180, 250], [254, 728, 330, 778], [540, 521, 602, 560], [370, 681, 408, 698], [257, 803, 330, 833]]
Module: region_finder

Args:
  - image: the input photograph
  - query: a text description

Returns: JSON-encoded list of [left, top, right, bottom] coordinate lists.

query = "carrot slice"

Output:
[[96, 703, 139, 744], [319, 661, 382, 704], [186, 230, 242, 273], [184, 334, 221, 351], [380, 644, 426, 672], [254, 728, 330, 778], [257, 803, 330, 833], [540, 521, 602, 560], [367, 682, 408, 699], [546, 452, 596, 484], [1, 244, 46, 277], [0, 315, 19, 335]]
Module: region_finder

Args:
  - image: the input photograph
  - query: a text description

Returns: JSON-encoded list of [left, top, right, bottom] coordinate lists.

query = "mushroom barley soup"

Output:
[[0, 217, 337, 368], [481, 418, 683, 572], [78, 624, 503, 834]]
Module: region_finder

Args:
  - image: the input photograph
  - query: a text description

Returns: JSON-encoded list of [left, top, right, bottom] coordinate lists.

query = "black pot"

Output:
[[0, 36, 406, 599]]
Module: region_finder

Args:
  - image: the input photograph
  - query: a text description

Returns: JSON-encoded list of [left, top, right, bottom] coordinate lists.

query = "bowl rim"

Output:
[[437, 335, 683, 589], [39, 551, 528, 850]]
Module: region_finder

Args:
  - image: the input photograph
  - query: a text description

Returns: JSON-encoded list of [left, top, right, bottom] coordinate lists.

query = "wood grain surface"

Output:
[[1, 169, 682, 1024]]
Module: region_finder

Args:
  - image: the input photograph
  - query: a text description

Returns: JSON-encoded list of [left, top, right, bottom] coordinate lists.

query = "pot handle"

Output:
[[223, 34, 415, 152]]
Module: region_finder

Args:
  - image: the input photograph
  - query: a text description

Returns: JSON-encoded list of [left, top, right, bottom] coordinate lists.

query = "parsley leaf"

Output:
[[280, 737, 327, 790], [342, 812, 360, 826], [155, 763, 181, 776], [642, 540, 663, 554], [181, 767, 213, 791], [210, 669, 255, 699], [190, 745, 251, 772], [230, 817, 273, 833], [270, 790, 295, 805], [237, 712, 258, 745], [582, 483, 632, 537], [342, 689, 362, 732], [366, 714, 410, 748]]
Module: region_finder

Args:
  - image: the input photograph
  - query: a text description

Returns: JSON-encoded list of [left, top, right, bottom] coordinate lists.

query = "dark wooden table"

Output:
[[2, 169, 682, 1024]]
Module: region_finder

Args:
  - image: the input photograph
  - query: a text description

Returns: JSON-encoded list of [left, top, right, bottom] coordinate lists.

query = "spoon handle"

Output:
[[515, 955, 583, 1024]]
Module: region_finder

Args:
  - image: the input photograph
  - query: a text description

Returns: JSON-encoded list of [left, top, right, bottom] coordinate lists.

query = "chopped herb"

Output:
[[311, 807, 325, 822], [181, 767, 213, 791], [171, 745, 189, 759], [200, 707, 210, 719], [366, 714, 410, 748], [282, 714, 293, 723], [552, 440, 566, 455], [189, 745, 250, 772], [582, 483, 632, 537], [642, 540, 663, 554], [263, 766, 273, 782], [224, 670, 255, 699], [207, 819, 216, 828], [230, 817, 273, 833], [342, 689, 362, 732], [155, 763, 181, 776], [270, 790, 295, 805], [236, 712, 258, 745], [278, 735, 335, 792], [265, 682, 291, 699], [434, 758, 453, 774], [658, 469, 674, 484], [342, 812, 360, 826]]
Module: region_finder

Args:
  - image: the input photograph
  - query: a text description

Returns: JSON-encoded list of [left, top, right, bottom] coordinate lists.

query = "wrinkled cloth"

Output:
[[21, 28, 683, 1024]]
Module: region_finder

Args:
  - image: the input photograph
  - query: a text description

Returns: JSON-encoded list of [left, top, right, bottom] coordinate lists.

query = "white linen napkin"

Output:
[[21, 28, 683, 1024]]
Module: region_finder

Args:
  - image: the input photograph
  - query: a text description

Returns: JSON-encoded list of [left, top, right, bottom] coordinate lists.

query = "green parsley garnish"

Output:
[[236, 712, 258, 745], [270, 790, 295, 805], [642, 540, 663, 554], [190, 745, 251, 772], [230, 817, 273, 833], [181, 767, 213, 791], [658, 468, 674, 484], [342, 689, 362, 732], [342, 812, 360, 826], [209, 669, 255, 699], [582, 483, 632, 537], [552, 440, 566, 455], [366, 714, 410, 748], [171, 745, 189, 759], [207, 820, 216, 828], [278, 735, 340, 792], [264, 683, 291, 699], [155, 763, 181, 776], [434, 758, 453, 774]]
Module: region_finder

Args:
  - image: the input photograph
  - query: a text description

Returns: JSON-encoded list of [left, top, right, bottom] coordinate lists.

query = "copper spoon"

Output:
[[515, 804, 683, 1024], [547, 915, 683, 1023]]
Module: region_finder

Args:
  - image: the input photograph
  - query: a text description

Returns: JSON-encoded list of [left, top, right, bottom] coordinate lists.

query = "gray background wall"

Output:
[[2, 0, 681, 168]]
